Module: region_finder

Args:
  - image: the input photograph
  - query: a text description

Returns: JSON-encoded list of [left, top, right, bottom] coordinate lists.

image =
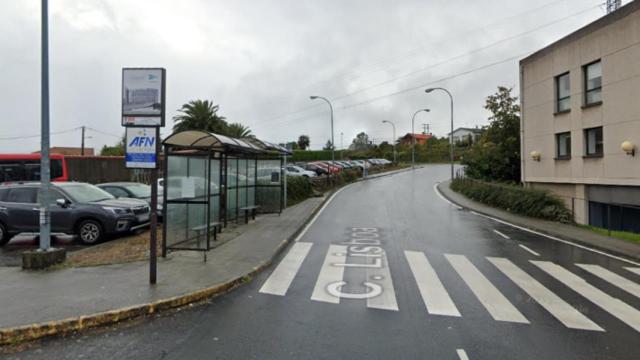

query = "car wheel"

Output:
[[77, 219, 103, 245], [0, 222, 11, 246]]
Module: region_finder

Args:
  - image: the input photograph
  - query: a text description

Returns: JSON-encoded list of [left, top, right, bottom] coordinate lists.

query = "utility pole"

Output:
[[81, 126, 85, 155], [422, 123, 430, 135], [39, 0, 51, 251]]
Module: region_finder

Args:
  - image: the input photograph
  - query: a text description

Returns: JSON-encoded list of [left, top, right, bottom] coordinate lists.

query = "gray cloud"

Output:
[[0, 0, 617, 152]]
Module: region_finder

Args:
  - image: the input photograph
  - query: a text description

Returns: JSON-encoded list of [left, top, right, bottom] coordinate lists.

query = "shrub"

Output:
[[450, 178, 573, 223], [286, 176, 313, 205]]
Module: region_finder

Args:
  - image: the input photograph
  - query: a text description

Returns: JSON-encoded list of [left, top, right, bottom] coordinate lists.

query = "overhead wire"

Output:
[[252, 2, 604, 129]]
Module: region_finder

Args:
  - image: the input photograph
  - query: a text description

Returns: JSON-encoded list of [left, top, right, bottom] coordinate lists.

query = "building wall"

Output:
[[451, 129, 480, 143], [521, 4, 640, 226]]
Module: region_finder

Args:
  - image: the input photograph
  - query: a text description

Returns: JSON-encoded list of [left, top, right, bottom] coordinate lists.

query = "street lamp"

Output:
[[382, 120, 397, 163], [411, 109, 430, 169], [310, 96, 335, 161], [39, 0, 52, 251], [425, 87, 454, 181]]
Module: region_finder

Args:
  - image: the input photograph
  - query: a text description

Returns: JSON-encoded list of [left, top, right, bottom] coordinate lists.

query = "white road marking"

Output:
[[405, 251, 461, 317], [445, 254, 529, 324], [576, 264, 640, 299], [259, 242, 313, 296], [294, 186, 350, 242], [532, 261, 640, 332], [456, 349, 470, 360], [433, 183, 463, 209], [518, 244, 540, 257], [488, 257, 603, 331], [626, 267, 640, 276], [311, 245, 348, 304], [492, 229, 510, 239], [366, 250, 399, 311], [468, 211, 640, 267]]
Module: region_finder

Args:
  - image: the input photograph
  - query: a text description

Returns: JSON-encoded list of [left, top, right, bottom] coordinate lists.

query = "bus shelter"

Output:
[[161, 130, 290, 257]]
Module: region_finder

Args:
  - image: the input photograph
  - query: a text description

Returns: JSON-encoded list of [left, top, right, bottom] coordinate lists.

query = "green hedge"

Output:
[[286, 176, 314, 206], [450, 178, 573, 223]]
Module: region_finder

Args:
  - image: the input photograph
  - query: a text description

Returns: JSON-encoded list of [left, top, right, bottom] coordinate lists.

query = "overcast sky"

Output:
[[0, 0, 628, 152]]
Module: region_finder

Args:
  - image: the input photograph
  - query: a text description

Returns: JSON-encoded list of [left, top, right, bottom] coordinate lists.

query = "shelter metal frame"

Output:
[[161, 130, 290, 259]]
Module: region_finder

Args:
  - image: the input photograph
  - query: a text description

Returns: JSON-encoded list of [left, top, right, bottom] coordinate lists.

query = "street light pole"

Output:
[[39, 0, 51, 251], [425, 87, 454, 181], [382, 120, 397, 163], [310, 96, 335, 161], [411, 109, 430, 169]]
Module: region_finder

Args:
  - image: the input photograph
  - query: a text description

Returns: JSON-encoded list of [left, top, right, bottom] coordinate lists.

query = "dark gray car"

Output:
[[97, 182, 162, 220], [0, 182, 150, 246]]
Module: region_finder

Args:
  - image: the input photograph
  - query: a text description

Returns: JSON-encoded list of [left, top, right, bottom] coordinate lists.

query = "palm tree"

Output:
[[172, 100, 228, 133], [226, 123, 253, 138]]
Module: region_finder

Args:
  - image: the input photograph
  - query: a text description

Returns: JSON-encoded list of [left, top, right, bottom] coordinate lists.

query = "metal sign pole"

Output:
[[121, 67, 165, 284], [149, 127, 159, 284]]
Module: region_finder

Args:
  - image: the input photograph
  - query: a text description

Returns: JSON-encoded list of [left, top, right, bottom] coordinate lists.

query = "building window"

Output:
[[584, 60, 602, 105], [585, 126, 603, 157], [555, 132, 571, 159], [555, 72, 570, 112]]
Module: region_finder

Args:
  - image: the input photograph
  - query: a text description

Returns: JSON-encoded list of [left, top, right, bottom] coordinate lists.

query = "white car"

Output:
[[284, 165, 317, 178]]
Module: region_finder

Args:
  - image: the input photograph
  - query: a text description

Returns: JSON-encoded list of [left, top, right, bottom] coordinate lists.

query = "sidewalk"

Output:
[[0, 196, 325, 345], [437, 180, 640, 261]]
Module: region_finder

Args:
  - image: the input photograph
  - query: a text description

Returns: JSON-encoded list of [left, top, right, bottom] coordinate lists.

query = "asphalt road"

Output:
[[5, 164, 640, 360]]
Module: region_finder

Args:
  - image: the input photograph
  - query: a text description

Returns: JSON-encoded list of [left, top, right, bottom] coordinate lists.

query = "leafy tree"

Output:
[[226, 122, 253, 138], [297, 135, 310, 150], [286, 141, 299, 150], [100, 133, 126, 156], [463, 86, 521, 182], [323, 140, 334, 151], [350, 132, 373, 151], [172, 100, 228, 134]]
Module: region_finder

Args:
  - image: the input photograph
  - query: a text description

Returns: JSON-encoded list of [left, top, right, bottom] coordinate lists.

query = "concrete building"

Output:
[[520, 1, 640, 233], [448, 127, 483, 144]]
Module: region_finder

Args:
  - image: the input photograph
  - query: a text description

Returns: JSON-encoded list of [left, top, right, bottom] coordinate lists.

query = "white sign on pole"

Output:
[[122, 68, 165, 126], [125, 127, 157, 169]]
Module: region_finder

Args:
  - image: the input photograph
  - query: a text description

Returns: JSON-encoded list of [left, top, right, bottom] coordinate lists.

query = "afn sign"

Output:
[[125, 127, 157, 169]]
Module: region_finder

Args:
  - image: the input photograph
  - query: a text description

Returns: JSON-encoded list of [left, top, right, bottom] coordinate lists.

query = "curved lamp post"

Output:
[[425, 87, 454, 180], [382, 120, 397, 163], [411, 109, 430, 169], [310, 96, 335, 161]]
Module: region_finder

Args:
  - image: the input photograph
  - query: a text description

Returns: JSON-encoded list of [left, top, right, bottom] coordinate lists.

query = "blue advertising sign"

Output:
[[125, 127, 157, 168]]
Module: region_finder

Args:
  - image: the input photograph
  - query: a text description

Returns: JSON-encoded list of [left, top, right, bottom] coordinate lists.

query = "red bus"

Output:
[[0, 154, 69, 183]]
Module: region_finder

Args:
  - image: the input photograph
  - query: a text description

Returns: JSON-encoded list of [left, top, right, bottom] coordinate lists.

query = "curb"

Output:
[[0, 166, 409, 346], [436, 181, 640, 263], [0, 192, 334, 347]]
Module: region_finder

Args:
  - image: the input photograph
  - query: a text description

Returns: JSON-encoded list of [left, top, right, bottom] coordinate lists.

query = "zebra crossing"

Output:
[[259, 242, 640, 333]]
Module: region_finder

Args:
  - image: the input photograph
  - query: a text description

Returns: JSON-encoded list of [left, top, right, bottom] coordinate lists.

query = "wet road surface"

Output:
[[4, 164, 640, 359]]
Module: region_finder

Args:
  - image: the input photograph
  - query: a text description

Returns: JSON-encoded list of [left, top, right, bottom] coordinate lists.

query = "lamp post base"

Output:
[[22, 247, 66, 270]]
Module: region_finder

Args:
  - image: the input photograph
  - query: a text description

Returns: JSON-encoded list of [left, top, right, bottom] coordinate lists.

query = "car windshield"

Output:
[[291, 166, 305, 172], [123, 184, 151, 198], [60, 183, 115, 203]]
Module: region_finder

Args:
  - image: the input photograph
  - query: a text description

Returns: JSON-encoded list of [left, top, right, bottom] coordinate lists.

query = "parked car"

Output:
[[284, 165, 317, 178], [334, 161, 353, 169], [312, 161, 340, 174], [304, 163, 328, 176], [0, 182, 150, 246], [310, 161, 340, 174], [97, 182, 163, 220]]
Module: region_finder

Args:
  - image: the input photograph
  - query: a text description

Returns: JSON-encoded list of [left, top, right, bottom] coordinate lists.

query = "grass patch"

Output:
[[451, 177, 573, 223], [578, 225, 640, 244]]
